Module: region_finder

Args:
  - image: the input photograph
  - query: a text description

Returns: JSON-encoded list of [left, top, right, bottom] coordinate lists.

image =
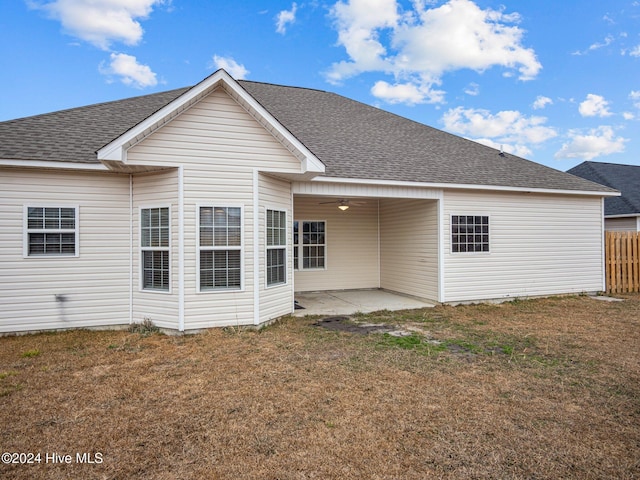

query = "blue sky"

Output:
[[1, 0, 639, 170]]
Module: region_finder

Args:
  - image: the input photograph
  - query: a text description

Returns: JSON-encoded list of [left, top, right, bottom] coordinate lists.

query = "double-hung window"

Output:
[[141, 207, 170, 291], [451, 215, 489, 253], [266, 209, 287, 286], [293, 220, 326, 269], [199, 206, 242, 291], [25, 206, 78, 256]]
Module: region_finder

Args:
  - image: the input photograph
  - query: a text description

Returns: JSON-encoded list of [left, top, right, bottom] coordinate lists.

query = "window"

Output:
[[451, 215, 489, 253], [141, 207, 170, 291], [199, 206, 242, 291], [267, 209, 287, 286], [26, 206, 78, 256], [293, 220, 325, 269]]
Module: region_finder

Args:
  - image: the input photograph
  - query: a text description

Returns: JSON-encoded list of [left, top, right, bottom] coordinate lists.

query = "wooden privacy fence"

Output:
[[606, 231, 640, 294]]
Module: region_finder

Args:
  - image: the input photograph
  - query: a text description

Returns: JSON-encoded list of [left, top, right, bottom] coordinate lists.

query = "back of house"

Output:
[[0, 70, 617, 334]]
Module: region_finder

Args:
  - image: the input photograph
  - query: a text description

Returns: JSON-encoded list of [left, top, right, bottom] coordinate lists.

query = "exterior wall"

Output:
[[0, 168, 130, 333], [127, 88, 302, 329], [132, 170, 180, 329], [605, 217, 639, 232], [259, 175, 294, 322], [293, 196, 379, 292], [442, 190, 604, 302], [379, 199, 439, 301]]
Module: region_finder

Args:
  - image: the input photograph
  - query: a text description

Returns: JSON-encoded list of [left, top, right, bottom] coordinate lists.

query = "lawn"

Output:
[[1, 295, 639, 479]]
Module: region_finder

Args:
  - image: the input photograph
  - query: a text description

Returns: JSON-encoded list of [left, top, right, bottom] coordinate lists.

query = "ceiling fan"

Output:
[[318, 198, 367, 211]]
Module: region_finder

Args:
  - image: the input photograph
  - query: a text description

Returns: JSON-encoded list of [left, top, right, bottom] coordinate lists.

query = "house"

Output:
[[0, 70, 617, 334], [568, 161, 640, 231]]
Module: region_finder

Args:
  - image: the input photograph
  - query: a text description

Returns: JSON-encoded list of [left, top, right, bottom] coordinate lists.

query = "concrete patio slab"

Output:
[[293, 289, 434, 317]]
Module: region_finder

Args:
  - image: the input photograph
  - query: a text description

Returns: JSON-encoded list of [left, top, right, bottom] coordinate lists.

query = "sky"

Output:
[[1, 0, 639, 171]]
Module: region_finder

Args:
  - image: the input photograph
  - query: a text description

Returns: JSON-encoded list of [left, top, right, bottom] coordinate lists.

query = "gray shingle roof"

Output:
[[0, 87, 189, 163], [0, 76, 614, 193], [568, 161, 640, 215]]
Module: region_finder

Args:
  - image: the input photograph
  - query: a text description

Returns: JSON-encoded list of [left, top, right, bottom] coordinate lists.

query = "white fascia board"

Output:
[[97, 71, 228, 162], [0, 158, 108, 171], [311, 175, 621, 197], [225, 81, 324, 174], [605, 213, 640, 218], [96, 69, 325, 175]]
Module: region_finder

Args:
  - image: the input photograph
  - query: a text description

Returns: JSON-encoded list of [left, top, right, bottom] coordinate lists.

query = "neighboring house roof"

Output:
[[568, 161, 640, 216], [0, 71, 614, 194]]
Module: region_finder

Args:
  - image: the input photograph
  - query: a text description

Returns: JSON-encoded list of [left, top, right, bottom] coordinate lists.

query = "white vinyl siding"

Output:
[[127, 88, 302, 330], [24, 206, 78, 257], [605, 217, 640, 232], [379, 199, 439, 302], [443, 190, 604, 302], [132, 171, 179, 329], [0, 169, 130, 333], [293, 196, 379, 292], [259, 175, 294, 322]]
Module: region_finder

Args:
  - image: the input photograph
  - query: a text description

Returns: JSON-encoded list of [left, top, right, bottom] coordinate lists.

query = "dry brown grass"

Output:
[[1, 295, 639, 479]]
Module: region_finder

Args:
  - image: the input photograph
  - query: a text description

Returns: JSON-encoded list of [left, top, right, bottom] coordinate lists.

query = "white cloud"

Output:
[[532, 95, 553, 110], [442, 107, 557, 146], [30, 0, 165, 50], [99, 53, 157, 88], [211, 55, 249, 79], [579, 94, 612, 117], [572, 34, 614, 55], [628, 45, 640, 57], [464, 82, 479, 96], [327, 0, 541, 104], [631, 90, 640, 108], [371, 80, 444, 104], [555, 126, 627, 160], [623, 112, 635, 120], [276, 3, 298, 34]]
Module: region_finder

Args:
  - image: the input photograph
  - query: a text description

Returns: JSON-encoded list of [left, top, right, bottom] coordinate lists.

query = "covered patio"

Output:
[[292, 289, 435, 317], [292, 193, 441, 306]]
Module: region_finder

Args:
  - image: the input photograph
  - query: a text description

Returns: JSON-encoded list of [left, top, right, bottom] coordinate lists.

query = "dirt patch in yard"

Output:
[[1, 295, 639, 479]]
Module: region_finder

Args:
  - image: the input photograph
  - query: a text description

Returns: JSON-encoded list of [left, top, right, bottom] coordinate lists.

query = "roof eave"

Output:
[[311, 175, 620, 197], [0, 158, 108, 171]]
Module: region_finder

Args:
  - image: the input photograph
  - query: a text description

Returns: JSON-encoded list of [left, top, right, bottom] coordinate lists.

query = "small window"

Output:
[[199, 206, 242, 291], [26, 206, 78, 256], [141, 207, 170, 291], [267, 209, 287, 286], [451, 215, 489, 253], [293, 220, 326, 269]]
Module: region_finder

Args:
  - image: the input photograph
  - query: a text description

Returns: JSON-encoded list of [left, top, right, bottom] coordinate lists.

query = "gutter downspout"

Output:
[[253, 169, 260, 325], [178, 166, 185, 332], [438, 191, 445, 303], [129, 174, 133, 324], [601, 197, 606, 292]]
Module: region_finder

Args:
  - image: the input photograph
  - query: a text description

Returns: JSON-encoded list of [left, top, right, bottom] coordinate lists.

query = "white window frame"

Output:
[[23, 205, 79, 258], [293, 219, 327, 270], [197, 204, 244, 293], [266, 208, 288, 288], [450, 214, 490, 254], [139, 205, 172, 293]]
